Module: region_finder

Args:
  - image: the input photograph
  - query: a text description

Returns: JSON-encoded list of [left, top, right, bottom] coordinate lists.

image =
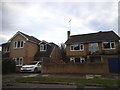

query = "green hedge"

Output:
[[2, 58, 16, 74]]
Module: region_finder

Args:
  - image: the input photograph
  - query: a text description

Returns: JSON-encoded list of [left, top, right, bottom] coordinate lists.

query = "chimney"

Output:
[[67, 31, 70, 39]]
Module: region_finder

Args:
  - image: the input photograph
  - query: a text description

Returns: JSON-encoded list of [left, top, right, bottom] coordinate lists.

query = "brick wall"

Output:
[[42, 62, 109, 74]]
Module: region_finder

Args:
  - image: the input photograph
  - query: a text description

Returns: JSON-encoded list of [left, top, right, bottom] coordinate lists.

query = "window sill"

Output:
[[5, 51, 10, 53], [16, 65, 22, 66], [70, 50, 84, 51], [14, 47, 24, 49], [103, 48, 116, 50], [40, 50, 46, 52]]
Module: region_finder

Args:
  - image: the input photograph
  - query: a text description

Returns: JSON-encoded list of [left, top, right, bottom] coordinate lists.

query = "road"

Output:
[[2, 73, 117, 89]]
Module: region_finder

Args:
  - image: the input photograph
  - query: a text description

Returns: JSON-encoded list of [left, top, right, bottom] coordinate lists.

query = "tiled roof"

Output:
[[19, 31, 41, 44], [1, 42, 10, 46], [34, 42, 57, 58], [65, 31, 120, 44]]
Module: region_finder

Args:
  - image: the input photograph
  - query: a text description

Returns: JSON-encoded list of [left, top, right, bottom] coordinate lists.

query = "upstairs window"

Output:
[[40, 44, 47, 51], [103, 42, 116, 50], [89, 43, 99, 53], [70, 44, 84, 51], [14, 41, 24, 49]]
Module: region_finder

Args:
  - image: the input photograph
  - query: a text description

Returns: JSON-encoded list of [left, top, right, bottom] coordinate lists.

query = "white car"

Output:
[[20, 61, 42, 73]]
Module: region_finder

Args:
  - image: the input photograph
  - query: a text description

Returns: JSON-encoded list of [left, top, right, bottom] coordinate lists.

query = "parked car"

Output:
[[20, 61, 42, 73]]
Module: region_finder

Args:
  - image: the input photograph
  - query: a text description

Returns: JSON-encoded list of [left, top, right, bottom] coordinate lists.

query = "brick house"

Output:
[[34, 40, 61, 63], [2, 42, 10, 59], [2, 31, 61, 71], [65, 31, 120, 63]]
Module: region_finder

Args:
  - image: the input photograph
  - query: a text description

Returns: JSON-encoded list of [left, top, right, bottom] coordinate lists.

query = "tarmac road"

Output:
[[3, 82, 77, 88], [2, 73, 117, 90]]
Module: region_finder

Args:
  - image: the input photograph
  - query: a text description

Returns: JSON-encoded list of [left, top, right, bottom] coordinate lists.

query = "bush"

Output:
[[2, 58, 16, 74]]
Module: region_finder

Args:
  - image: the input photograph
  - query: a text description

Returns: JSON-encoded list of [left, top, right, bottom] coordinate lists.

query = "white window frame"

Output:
[[14, 41, 24, 49], [70, 57, 75, 63], [102, 42, 116, 50], [13, 57, 23, 66], [70, 44, 84, 51], [40, 44, 47, 51], [79, 57, 85, 63], [4, 47, 10, 52], [71, 57, 85, 63]]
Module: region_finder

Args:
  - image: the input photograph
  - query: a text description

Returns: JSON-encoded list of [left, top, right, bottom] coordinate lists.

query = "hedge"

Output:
[[2, 58, 16, 74]]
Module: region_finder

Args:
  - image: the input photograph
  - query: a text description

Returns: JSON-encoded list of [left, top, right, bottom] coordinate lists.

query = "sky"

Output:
[[0, 0, 119, 46]]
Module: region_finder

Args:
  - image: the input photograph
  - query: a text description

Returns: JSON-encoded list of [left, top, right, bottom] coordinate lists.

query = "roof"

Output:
[[65, 31, 120, 44], [9, 31, 41, 44], [34, 42, 58, 58], [1, 42, 10, 46]]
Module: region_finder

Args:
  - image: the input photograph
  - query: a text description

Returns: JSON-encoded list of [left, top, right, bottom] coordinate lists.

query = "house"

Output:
[[2, 42, 10, 59], [2, 31, 61, 71], [65, 31, 120, 63], [34, 40, 61, 63]]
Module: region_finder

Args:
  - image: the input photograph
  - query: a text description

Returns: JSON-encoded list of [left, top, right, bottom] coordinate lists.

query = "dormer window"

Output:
[[40, 44, 47, 51]]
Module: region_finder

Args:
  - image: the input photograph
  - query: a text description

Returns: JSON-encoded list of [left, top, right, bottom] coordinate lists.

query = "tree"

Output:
[[59, 43, 68, 62], [2, 58, 16, 74]]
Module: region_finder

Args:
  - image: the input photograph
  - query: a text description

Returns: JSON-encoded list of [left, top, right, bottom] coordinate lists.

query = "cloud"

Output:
[[0, 33, 13, 43], [1, 2, 119, 45]]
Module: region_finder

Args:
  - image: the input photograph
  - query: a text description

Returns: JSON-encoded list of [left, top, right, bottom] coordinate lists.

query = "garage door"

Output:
[[108, 58, 120, 73]]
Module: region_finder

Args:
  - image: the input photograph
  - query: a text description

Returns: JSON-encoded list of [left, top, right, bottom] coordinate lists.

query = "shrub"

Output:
[[2, 58, 16, 74]]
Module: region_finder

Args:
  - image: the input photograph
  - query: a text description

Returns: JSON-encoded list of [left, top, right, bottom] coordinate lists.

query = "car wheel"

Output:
[[34, 68, 38, 73]]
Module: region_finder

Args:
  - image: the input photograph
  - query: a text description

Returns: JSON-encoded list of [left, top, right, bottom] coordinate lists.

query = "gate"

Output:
[[108, 58, 120, 73]]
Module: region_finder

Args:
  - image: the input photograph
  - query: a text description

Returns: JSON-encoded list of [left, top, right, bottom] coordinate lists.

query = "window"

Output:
[[14, 41, 24, 48], [70, 44, 84, 51], [40, 44, 47, 51], [70, 57, 75, 63], [91, 59, 101, 62], [13, 57, 23, 66], [80, 57, 85, 63], [70, 57, 85, 63], [21, 41, 23, 47], [90, 57, 101, 63], [14, 41, 17, 48], [89, 43, 99, 53], [17, 41, 20, 48], [4, 47, 10, 52], [75, 57, 85, 63], [103, 42, 116, 50]]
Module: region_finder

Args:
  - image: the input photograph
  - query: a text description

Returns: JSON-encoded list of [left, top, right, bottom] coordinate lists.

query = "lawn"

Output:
[[16, 76, 120, 88]]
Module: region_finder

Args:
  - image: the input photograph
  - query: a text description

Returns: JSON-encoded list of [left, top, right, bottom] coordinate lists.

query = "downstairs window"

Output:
[[13, 57, 23, 66]]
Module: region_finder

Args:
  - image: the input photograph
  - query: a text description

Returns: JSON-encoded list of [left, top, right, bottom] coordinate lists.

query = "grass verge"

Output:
[[16, 77, 120, 88]]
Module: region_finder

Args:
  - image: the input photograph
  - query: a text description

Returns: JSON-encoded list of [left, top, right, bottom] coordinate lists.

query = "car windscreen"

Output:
[[28, 62, 37, 65]]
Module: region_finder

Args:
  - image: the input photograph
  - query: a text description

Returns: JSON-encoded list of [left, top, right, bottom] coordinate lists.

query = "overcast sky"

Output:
[[0, 0, 119, 45]]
